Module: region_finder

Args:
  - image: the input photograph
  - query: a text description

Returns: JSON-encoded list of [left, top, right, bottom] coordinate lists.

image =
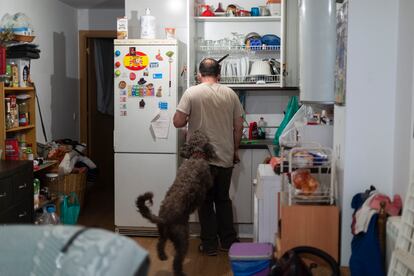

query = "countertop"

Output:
[[239, 139, 277, 156]]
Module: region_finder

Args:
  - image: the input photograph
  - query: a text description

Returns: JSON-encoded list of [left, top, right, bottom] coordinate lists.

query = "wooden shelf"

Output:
[[0, 82, 37, 160], [6, 125, 35, 133], [4, 86, 35, 92], [194, 15, 281, 22]]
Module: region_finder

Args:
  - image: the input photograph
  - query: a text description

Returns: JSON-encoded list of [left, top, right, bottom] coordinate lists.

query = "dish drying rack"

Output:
[[198, 45, 281, 53], [280, 146, 336, 205], [220, 75, 280, 84]]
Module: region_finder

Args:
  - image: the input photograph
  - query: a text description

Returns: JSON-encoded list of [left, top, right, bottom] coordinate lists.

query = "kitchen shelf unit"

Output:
[[0, 82, 37, 160], [280, 146, 336, 205], [187, 0, 287, 89], [194, 15, 282, 22]]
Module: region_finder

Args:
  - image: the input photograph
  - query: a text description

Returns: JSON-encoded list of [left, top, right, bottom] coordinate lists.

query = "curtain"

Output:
[[93, 39, 114, 115]]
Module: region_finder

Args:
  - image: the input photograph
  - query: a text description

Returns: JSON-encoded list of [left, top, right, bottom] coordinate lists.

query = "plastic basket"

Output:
[[44, 171, 87, 209]]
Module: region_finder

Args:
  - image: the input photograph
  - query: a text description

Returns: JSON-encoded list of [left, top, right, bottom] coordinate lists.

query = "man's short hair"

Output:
[[199, 58, 221, 77]]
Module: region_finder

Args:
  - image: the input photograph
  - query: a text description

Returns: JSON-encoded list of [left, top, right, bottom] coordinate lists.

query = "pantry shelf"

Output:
[[5, 87, 35, 92], [0, 82, 37, 160], [194, 16, 281, 22], [6, 125, 35, 133]]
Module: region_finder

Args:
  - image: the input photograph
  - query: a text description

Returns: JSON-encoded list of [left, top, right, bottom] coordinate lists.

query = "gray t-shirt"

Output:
[[177, 82, 244, 168]]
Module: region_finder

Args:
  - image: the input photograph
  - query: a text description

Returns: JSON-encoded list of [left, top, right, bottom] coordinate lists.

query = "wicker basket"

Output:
[[13, 34, 35, 42], [44, 171, 87, 209]]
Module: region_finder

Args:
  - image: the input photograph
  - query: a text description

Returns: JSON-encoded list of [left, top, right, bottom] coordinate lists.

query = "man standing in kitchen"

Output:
[[173, 58, 244, 256]]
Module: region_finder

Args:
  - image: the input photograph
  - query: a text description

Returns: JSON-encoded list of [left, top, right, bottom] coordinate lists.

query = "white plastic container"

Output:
[[140, 8, 156, 39]]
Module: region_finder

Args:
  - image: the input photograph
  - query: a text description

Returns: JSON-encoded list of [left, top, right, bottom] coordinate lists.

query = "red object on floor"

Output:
[[0, 46, 5, 75]]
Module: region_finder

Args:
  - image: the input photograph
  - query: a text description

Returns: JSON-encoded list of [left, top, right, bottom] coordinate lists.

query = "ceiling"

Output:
[[58, 0, 124, 9]]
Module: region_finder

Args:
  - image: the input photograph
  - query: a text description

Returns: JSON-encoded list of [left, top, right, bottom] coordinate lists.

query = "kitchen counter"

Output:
[[240, 139, 273, 149], [240, 139, 277, 156]]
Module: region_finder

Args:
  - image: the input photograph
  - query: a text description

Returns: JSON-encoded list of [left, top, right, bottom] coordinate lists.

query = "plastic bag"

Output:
[[273, 96, 299, 154], [60, 192, 80, 225], [278, 105, 313, 148]]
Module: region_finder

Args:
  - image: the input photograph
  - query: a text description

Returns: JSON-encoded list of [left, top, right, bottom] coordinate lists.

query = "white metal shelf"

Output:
[[280, 147, 335, 205], [198, 45, 280, 53], [194, 16, 282, 22]]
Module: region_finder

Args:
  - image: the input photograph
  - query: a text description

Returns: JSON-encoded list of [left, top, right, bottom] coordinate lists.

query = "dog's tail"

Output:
[[136, 192, 164, 224]]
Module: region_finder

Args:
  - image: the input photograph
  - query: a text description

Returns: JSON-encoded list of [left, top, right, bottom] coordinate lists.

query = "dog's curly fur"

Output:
[[136, 131, 215, 276]]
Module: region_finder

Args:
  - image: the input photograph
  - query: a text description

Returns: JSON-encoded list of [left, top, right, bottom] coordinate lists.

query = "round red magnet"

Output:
[[130, 72, 136, 80]]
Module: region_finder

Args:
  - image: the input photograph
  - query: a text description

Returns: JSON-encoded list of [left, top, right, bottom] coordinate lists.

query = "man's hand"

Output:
[[233, 151, 240, 164]]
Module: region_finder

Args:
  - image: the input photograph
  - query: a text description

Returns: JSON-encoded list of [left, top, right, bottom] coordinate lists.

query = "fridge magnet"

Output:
[[143, 68, 149, 77], [166, 52, 174, 96], [158, 101, 168, 110], [155, 50, 163, 61], [153, 73, 163, 79], [139, 99, 146, 109], [129, 72, 136, 81], [120, 89, 127, 96], [118, 81, 127, 89], [129, 47, 136, 56], [127, 85, 132, 96], [138, 86, 145, 97], [165, 51, 174, 58], [124, 51, 149, 71], [138, 77, 147, 85], [156, 86, 163, 97], [120, 103, 127, 109], [120, 110, 127, 116], [146, 83, 155, 96], [150, 62, 159, 68], [150, 110, 170, 139], [120, 96, 127, 103]]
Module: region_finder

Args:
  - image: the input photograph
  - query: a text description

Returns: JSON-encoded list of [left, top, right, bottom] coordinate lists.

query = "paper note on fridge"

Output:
[[150, 111, 170, 139]]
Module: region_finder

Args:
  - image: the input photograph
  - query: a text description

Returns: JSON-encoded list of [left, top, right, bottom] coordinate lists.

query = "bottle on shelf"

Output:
[[18, 100, 29, 126], [258, 117, 267, 139], [5, 97, 14, 130], [4, 64, 11, 87], [33, 178, 40, 209], [10, 62, 19, 88]]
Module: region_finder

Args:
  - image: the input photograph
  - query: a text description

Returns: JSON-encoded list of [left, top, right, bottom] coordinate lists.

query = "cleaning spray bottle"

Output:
[[140, 8, 156, 39]]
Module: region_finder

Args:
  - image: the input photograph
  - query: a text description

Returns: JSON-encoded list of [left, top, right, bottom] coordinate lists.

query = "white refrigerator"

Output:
[[113, 39, 180, 235]]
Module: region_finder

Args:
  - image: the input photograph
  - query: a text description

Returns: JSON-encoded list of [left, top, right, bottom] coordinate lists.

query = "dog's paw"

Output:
[[158, 252, 168, 261]]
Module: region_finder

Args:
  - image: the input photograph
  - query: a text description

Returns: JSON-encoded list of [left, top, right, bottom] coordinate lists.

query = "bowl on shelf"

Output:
[[244, 32, 261, 44], [249, 60, 272, 76], [261, 34, 280, 46]]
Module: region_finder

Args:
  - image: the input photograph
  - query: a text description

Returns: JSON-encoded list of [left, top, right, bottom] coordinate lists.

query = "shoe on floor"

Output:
[[198, 244, 218, 256], [220, 238, 240, 252]]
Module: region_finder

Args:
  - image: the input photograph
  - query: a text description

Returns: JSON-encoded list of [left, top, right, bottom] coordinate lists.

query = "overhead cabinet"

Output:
[[187, 0, 293, 89]]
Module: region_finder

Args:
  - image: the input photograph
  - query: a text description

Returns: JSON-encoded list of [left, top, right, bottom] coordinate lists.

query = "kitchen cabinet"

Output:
[[0, 82, 37, 160], [0, 160, 34, 224], [187, 0, 288, 89], [278, 204, 340, 262], [230, 148, 270, 224]]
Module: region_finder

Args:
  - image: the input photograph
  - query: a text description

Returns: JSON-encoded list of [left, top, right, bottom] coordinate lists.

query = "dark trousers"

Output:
[[198, 165, 237, 250]]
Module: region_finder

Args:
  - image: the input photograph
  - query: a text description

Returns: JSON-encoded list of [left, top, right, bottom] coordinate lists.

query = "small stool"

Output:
[[229, 242, 273, 276]]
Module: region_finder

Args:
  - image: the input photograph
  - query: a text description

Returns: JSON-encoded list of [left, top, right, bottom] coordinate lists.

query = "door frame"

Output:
[[79, 30, 116, 152]]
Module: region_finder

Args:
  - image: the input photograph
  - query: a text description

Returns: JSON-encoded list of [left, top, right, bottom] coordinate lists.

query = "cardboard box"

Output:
[[117, 17, 128, 39], [7, 59, 31, 87]]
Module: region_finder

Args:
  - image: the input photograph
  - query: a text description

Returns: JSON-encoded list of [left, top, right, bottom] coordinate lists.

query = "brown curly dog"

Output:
[[136, 131, 215, 276]]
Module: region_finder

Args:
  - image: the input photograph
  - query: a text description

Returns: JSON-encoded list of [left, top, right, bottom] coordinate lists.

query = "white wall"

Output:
[[2, 0, 79, 143], [393, 0, 414, 198], [336, 0, 400, 266], [78, 9, 124, 30], [125, 0, 187, 42]]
